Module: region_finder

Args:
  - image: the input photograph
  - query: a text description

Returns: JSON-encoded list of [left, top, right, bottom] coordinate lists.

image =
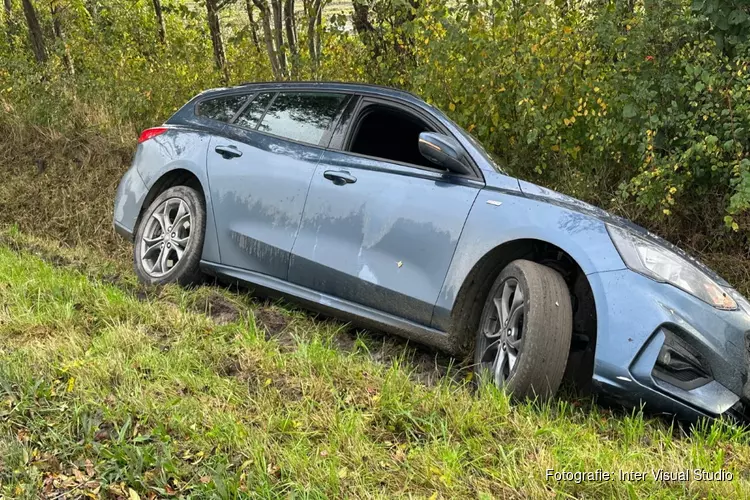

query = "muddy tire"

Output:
[[133, 185, 206, 286], [474, 259, 572, 401]]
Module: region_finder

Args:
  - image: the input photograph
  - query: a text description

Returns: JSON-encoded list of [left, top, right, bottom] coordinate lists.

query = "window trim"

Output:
[[227, 90, 351, 148], [336, 95, 483, 181]]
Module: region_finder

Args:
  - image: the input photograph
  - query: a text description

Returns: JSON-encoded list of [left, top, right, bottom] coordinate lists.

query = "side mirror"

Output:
[[418, 132, 472, 176]]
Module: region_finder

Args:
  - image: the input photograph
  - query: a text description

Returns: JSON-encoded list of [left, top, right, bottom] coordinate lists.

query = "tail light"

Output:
[[137, 127, 168, 144]]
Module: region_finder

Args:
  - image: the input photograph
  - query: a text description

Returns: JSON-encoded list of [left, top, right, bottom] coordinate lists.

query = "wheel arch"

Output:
[[135, 168, 206, 233], [450, 238, 598, 391]]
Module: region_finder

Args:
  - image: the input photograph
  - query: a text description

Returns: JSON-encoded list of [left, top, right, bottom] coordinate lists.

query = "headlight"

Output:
[[607, 224, 736, 310]]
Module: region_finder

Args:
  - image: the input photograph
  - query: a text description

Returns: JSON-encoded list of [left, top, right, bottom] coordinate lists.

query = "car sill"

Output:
[[199, 260, 459, 354]]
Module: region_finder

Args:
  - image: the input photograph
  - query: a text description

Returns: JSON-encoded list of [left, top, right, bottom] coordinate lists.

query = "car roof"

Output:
[[200, 81, 426, 107]]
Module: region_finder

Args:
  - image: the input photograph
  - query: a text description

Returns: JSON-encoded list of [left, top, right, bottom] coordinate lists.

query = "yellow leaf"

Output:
[[128, 488, 141, 500], [551, 145, 560, 151], [66, 377, 75, 393], [448, 102, 455, 112]]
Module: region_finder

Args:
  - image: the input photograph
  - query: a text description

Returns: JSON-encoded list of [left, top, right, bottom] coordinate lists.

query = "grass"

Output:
[[2, 231, 750, 498]]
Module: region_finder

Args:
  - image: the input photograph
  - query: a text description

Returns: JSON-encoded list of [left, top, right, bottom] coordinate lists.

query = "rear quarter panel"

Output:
[[130, 128, 221, 263]]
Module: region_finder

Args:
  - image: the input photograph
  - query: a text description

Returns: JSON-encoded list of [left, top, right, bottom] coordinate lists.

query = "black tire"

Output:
[[133, 185, 206, 286], [474, 259, 572, 401]]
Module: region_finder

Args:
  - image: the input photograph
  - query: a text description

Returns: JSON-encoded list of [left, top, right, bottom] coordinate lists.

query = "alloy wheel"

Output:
[[140, 197, 192, 278], [479, 278, 526, 386]]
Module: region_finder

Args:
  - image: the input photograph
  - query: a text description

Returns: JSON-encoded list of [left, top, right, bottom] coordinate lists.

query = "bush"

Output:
[[1, 0, 749, 255]]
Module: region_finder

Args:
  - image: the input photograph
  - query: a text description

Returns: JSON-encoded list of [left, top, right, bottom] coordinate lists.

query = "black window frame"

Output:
[[333, 95, 483, 180], [225, 90, 352, 148]]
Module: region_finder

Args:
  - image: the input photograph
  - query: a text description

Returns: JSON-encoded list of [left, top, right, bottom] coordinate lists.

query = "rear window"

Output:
[[234, 92, 274, 129], [258, 92, 346, 145], [196, 94, 249, 122]]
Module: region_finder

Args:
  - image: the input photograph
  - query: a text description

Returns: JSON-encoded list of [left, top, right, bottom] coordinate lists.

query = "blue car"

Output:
[[113, 81, 750, 421]]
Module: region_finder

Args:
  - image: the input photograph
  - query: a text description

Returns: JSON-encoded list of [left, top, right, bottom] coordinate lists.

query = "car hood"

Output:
[[516, 179, 731, 287]]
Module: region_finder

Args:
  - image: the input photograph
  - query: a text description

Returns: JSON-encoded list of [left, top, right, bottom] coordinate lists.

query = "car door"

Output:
[[288, 97, 483, 326], [205, 90, 349, 279]]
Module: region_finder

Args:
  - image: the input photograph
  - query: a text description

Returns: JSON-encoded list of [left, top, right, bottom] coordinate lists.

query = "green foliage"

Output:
[[1, 0, 750, 247], [692, 0, 750, 53]]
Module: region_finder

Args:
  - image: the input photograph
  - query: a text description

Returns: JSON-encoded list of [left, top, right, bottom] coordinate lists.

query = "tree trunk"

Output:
[[269, 0, 286, 77], [151, 0, 166, 44], [352, 1, 373, 35], [314, 0, 321, 65], [352, 1, 380, 58], [51, 3, 74, 74], [283, 0, 297, 78], [252, 0, 282, 80], [22, 0, 45, 62], [205, 0, 228, 83], [244, 0, 261, 52]]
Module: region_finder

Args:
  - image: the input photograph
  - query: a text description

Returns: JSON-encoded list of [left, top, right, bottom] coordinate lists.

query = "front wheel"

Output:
[[133, 185, 206, 286], [474, 259, 572, 401]]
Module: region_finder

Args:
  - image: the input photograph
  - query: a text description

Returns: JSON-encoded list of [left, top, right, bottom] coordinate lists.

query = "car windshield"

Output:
[[456, 127, 506, 174]]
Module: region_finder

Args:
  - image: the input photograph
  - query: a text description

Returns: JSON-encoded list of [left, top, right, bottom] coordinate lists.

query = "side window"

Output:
[[196, 94, 249, 122], [257, 92, 346, 145], [234, 92, 274, 129], [346, 104, 439, 170]]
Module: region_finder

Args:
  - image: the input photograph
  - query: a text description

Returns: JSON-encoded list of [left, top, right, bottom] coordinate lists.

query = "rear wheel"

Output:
[[133, 185, 206, 286], [474, 259, 572, 401]]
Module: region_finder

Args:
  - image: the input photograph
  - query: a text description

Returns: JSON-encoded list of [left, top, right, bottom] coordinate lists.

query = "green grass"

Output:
[[1, 230, 750, 498]]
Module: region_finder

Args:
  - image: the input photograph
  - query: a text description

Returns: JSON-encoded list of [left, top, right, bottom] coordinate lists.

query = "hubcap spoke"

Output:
[[507, 351, 517, 372], [159, 246, 171, 273], [509, 285, 524, 321], [478, 277, 526, 387], [173, 236, 189, 249], [152, 212, 166, 233], [142, 237, 161, 255], [480, 338, 502, 364], [493, 349, 507, 386], [493, 297, 504, 327]]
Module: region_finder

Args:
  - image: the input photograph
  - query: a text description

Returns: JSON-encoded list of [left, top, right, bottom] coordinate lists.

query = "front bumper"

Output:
[[588, 268, 750, 421], [113, 165, 149, 242]]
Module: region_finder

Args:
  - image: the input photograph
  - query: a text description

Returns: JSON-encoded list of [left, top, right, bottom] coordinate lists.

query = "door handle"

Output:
[[214, 145, 243, 159], [323, 170, 357, 185]]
